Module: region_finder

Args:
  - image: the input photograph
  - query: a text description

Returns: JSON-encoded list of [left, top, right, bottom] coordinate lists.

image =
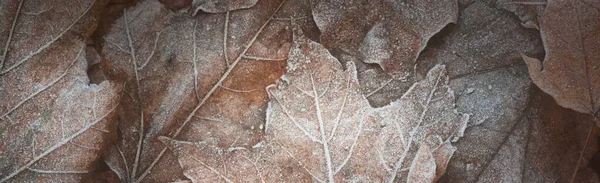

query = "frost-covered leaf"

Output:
[[265, 29, 373, 182], [160, 28, 468, 183], [521, 0, 600, 116], [431, 142, 455, 182], [0, 0, 122, 182], [376, 60, 469, 182], [407, 145, 436, 183], [99, 0, 318, 182], [311, 0, 458, 76]]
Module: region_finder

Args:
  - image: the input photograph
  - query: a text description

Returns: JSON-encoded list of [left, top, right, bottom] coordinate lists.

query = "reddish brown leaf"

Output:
[[521, 0, 600, 116], [99, 0, 315, 182], [0, 0, 122, 182], [407, 144, 436, 183], [431, 142, 455, 182]]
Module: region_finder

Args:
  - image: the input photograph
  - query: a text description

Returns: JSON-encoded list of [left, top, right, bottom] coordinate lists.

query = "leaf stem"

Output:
[[123, 9, 145, 182], [310, 73, 335, 183], [569, 119, 597, 183], [0, 0, 24, 70]]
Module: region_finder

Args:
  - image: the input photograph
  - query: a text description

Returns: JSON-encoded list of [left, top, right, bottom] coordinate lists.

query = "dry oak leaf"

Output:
[[521, 0, 600, 117], [160, 30, 468, 183], [100, 0, 306, 182], [311, 0, 458, 76], [0, 0, 122, 182]]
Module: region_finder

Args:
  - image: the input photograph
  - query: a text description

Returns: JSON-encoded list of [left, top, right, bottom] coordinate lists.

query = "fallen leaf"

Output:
[[0, 0, 122, 182], [264, 29, 374, 182], [407, 144, 436, 183], [521, 0, 600, 117], [99, 0, 313, 182], [375, 62, 469, 182], [431, 142, 455, 182], [312, 0, 459, 76], [160, 28, 468, 183]]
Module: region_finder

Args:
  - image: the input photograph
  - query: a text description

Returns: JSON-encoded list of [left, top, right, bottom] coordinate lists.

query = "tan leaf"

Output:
[[0, 0, 122, 182], [265, 29, 373, 183], [160, 28, 468, 183], [521, 0, 600, 116], [312, 0, 458, 76], [375, 61, 469, 182]]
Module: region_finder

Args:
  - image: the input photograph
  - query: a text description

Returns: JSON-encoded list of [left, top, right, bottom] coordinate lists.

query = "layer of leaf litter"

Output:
[[1, 0, 599, 182]]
